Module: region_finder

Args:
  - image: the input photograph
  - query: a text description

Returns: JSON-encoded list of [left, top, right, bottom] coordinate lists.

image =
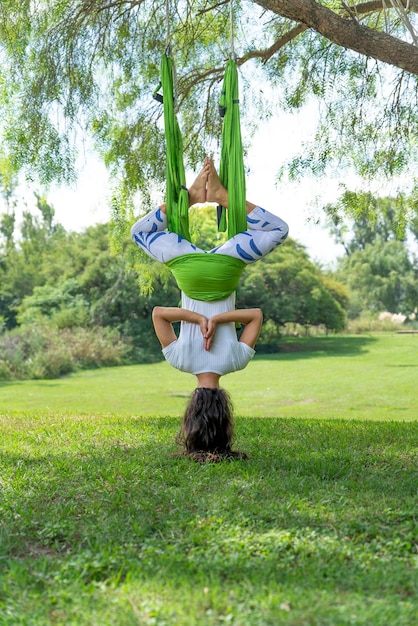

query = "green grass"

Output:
[[1, 333, 417, 420], [1, 333, 417, 624]]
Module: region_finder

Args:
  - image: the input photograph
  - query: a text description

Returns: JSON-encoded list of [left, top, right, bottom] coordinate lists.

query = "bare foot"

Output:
[[188, 161, 209, 206], [206, 158, 228, 207]]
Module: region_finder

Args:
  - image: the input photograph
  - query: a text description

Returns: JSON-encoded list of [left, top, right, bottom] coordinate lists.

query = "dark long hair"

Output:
[[176, 387, 247, 462]]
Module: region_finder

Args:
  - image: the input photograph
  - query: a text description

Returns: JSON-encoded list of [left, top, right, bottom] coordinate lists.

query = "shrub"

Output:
[[0, 360, 12, 380], [0, 324, 133, 380], [63, 327, 131, 368], [347, 311, 413, 334], [255, 319, 283, 353]]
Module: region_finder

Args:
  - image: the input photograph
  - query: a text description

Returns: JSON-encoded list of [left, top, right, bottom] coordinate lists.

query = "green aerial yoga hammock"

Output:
[[156, 54, 246, 242], [155, 53, 247, 301]]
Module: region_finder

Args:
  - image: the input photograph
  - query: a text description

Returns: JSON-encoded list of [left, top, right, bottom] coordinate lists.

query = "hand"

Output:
[[199, 315, 209, 341], [203, 318, 218, 351]]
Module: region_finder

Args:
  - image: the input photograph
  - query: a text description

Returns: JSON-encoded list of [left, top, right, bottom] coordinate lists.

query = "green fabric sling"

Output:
[[156, 55, 247, 301], [217, 60, 247, 239], [156, 54, 246, 243], [166, 254, 245, 301], [156, 53, 190, 241]]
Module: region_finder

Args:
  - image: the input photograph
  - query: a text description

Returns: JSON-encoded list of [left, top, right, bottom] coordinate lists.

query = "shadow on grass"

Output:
[[1, 416, 417, 620], [260, 334, 378, 360]]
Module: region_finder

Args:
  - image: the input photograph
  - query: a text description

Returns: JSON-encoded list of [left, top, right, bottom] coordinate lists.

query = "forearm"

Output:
[[152, 306, 207, 349], [210, 308, 262, 325], [205, 308, 263, 350], [153, 306, 205, 326]]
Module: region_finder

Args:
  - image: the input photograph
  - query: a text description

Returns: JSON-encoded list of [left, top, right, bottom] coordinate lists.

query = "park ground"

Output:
[[0, 333, 417, 625]]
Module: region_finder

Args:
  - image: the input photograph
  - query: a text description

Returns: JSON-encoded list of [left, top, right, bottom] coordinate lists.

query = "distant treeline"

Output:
[[1, 199, 417, 380]]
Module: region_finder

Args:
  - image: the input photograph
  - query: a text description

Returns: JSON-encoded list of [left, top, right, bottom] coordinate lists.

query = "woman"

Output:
[[131, 158, 289, 460]]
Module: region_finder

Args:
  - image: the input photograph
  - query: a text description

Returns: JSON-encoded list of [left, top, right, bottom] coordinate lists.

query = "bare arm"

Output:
[[152, 306, 208, 349], [204, 308, 263, 351]]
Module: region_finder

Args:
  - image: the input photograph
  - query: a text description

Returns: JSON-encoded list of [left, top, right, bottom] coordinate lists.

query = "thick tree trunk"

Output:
[[254, 0, 418, 76]]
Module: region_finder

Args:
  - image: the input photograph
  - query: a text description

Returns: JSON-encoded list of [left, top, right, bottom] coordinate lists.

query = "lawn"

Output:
[[0, 333, 417, 625], [1, 333, 417, 420]]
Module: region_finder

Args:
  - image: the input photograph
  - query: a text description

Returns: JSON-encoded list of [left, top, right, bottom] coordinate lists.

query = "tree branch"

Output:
[[345, 0, 418, 16], [178, 66, 226, 104], [253, 0, 418, 75], [196, 0, 230, 16], [178, 24, 308, 96], [236, 23, 308, 66]]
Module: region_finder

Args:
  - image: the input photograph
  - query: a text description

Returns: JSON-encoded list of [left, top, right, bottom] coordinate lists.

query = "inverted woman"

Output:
[[131, 159, 289, 460]]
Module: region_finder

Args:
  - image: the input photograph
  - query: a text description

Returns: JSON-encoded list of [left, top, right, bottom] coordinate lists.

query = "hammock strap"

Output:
[[217, 59, 247, 239], [229, 0, 236, 61], [155, 53, 191, 240]]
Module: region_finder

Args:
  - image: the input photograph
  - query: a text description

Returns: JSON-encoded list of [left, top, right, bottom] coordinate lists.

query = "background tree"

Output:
[[0, 205, 182, 378], [1, 197, 349, 379], [323, 189, 412, 255], [237, 239, 348, 339], [408, 185, 418, 241], [335, 239, 418, 316], [0, 193, 68, 329], [0, 0, 417, 227], [322, 188, 418, 316]]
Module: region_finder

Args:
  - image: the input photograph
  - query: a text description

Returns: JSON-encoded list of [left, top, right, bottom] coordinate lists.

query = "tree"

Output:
[[323, 189, 412, 255], [335, 238, 418, 316], [237, 239, 348, 332], [0, 193, 67, 329], [322, 187, 418, 316], [0, 0, 418, 210], [408, 185, 418, 241], [0, 203, 181, 354]]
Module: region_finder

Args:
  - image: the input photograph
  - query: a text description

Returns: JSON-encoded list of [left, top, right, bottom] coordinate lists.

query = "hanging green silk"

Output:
[[218, 60, 247, 239], [155, 56, 248, 301], [159, 54, 190, 240]]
